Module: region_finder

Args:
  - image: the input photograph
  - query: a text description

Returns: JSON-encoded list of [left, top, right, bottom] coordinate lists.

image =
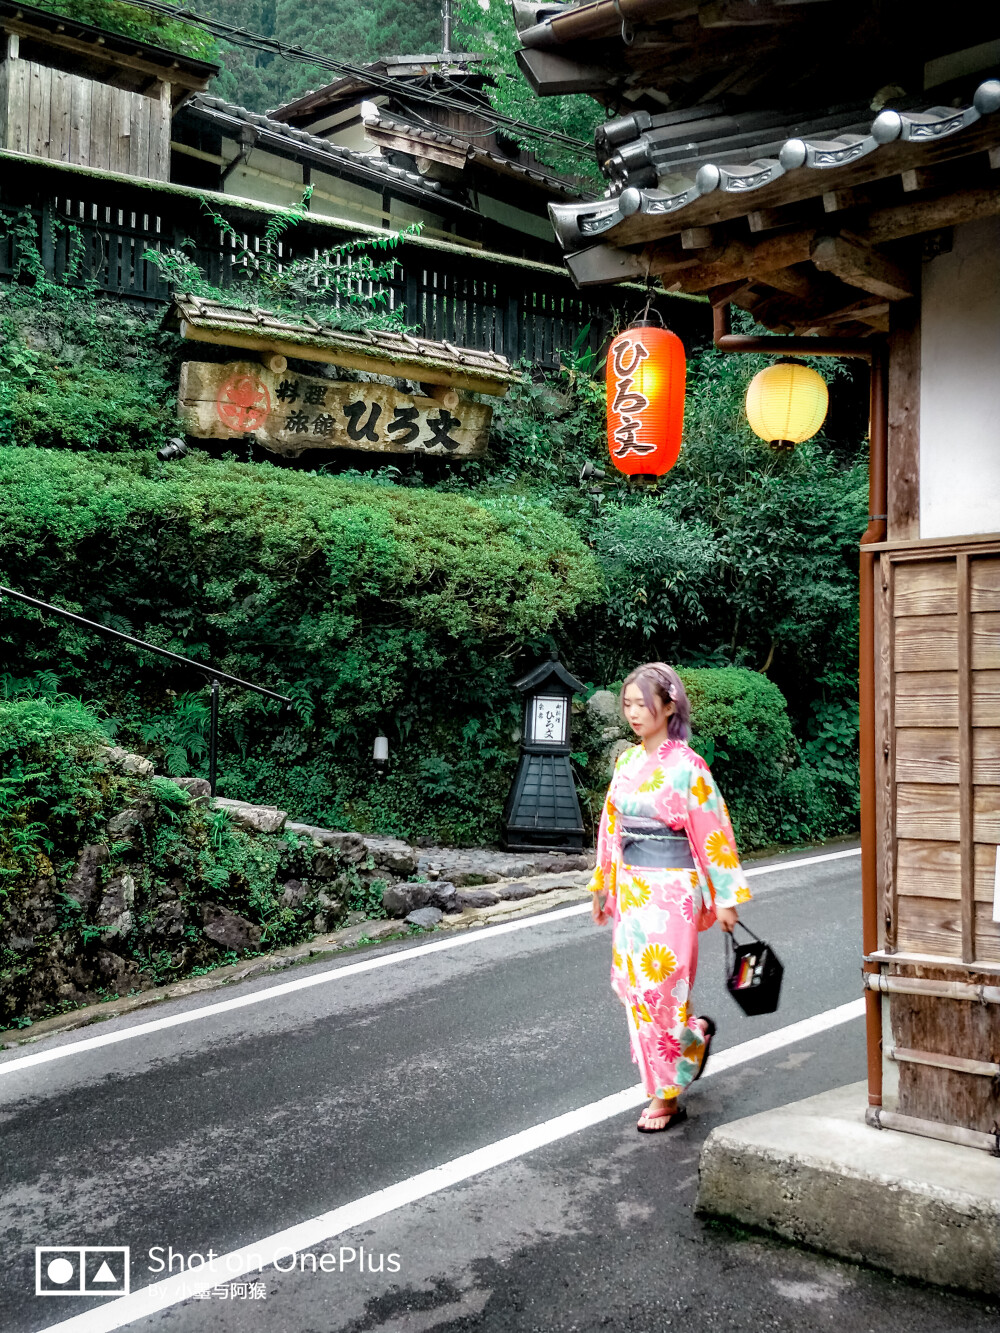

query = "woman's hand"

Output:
[[591, 891, 611, 924], [717, 906, 739, 934]]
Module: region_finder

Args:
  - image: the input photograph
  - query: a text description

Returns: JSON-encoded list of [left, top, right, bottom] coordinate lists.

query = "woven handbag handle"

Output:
[[730, 920, 762, 942]]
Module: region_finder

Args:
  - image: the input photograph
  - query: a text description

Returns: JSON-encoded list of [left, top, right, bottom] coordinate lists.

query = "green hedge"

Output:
[[0, 448, 602, 844], [575, 666, 856, 853], [682, 667, 796, 847]]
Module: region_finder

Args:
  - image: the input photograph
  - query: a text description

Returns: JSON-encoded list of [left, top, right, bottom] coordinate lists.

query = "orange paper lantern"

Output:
[[606, 323, 686, 476]]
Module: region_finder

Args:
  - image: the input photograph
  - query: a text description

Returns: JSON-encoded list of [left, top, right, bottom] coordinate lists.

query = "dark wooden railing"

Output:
[[0, 156, 641, 366]]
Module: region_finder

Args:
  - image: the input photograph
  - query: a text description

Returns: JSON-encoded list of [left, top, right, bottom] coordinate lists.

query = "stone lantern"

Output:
[[502, 650, 585, 852]]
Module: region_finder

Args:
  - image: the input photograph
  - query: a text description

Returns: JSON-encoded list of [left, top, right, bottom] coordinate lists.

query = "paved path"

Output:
[[1, 848, 996, 1332]]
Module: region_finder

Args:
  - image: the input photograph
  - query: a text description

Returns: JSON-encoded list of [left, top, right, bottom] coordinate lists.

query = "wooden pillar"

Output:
[[887, 298, 921, 540]]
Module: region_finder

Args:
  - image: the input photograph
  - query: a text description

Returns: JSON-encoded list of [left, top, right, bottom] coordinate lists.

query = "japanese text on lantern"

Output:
[[531, 696, 566, 744], [610, 339, 653, 458]]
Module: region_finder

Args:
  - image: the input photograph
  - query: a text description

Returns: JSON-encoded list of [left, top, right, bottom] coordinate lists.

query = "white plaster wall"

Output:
[[920, 216, 1000, 539]]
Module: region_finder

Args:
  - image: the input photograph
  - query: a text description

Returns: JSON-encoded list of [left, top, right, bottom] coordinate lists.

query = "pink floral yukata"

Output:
[[588, 739, 752, 1100]]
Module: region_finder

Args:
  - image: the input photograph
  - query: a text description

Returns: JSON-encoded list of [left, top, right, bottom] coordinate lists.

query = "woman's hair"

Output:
[[620, 662, 691, 741]]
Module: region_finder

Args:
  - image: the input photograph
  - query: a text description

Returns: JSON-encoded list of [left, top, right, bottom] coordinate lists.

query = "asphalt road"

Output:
[[1, 847, 996, 1333]]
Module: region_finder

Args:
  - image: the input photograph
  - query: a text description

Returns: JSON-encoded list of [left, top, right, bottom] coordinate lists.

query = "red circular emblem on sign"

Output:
[[217, 374, 271, 432]]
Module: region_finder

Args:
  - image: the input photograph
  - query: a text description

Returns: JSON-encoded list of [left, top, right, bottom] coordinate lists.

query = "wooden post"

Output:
[[957, 552, 975, 963]]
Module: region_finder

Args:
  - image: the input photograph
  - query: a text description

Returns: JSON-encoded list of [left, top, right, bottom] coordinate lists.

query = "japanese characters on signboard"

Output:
[[179, 362, 493, 459], [530, 696, 567, 746]]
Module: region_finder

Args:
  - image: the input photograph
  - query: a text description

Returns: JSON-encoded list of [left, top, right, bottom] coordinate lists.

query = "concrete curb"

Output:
[[697, 1080, 1000, 1298], [0, 873, 591, 1050]]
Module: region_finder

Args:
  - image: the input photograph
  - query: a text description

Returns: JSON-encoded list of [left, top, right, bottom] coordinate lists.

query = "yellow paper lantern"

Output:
[[745, 360, 829, 448]]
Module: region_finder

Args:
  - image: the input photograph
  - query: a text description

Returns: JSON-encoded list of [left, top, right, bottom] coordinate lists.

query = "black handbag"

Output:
[[724, 922, 783, 1015]]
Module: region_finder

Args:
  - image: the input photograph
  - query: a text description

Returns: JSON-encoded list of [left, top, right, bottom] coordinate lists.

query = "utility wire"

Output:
[[128, 0, 596, 159]]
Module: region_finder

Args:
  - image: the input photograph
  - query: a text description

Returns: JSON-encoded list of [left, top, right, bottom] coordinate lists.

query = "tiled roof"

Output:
[[267, 54, 485, 122], [170, 295, 514, 394], [361, 108, 591, 201], [548, 80, 1000, 252], [185, 94, 476, 215]]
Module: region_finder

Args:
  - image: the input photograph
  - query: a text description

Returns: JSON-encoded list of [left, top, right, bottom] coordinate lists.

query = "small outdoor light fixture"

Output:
[[745, 359, 829, 449], [156, 437, 189, 462], [502, 650, 585, 853], [373, 731, 389, 771], [606, 318, 686, 478]]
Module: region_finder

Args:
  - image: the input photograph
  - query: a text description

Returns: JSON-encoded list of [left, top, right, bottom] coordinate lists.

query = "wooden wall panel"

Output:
[[970, 558, 1000, 611], [971, 611, 1000, 668], [972, 728, 1000, 784], [973, 904, 1000, 961], [895, 727, 959, 783], [972, 670, 1000, 725], [896, 783, 959, 840], [0, 57, 8, 151], [894, 670, 958, 726], [973, 839, 999, 898], [896, 838, 960, 897], [50, 67, 71, 162], [882, 547, 1000, 1131], [70, 73, 91, 166], [28, 60, 50, 158], [894, 895, 964, 956], [894, 615, 957, 671], [5, 64, 166, 179], [893, 560, 955, 615], [129, 91, 150, 180], [893, 987, 1000, 1132], [108, 85, 127, 174], [973, 787, 1000, 843], [875, 552, 894, 950], [6, 55, 27, 152], [89, 78, 111, 171]]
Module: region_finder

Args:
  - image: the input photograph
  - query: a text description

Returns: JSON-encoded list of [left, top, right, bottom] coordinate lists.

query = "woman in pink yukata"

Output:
[[589, 662, 752, 1133]]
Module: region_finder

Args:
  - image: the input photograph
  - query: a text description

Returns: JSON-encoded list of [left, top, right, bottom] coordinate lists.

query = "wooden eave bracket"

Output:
[[811, 234, 915, 301]]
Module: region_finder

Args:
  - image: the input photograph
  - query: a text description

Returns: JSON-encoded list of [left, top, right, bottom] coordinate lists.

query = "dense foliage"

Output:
[[0, 694, 384, 1024], [455, 1, 604, 178], [39, 0, 218, 60], [181, 0, 442, 111], [0, 446, 602, 843], [0, 199, 867, 849]]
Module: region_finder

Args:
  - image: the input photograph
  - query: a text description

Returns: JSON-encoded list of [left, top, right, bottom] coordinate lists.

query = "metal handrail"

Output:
[[0, 584, 293, 796]]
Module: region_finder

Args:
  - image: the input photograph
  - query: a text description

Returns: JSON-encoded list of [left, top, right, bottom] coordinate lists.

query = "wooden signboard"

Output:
[[178, 361, 492, 459]]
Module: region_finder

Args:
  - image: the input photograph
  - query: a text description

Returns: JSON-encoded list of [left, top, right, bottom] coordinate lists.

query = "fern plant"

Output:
[[143, 191, 422, 332]]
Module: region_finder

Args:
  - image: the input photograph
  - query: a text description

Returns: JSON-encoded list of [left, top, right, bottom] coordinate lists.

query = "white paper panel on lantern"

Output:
[[531, 696, 567, 744]]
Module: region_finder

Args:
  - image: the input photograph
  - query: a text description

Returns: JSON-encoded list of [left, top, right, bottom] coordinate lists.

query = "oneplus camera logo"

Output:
[[35, 1247, 130, 1297]]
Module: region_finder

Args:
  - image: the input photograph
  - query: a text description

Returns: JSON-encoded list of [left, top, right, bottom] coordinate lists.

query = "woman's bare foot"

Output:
[[637, 1096, 679, 1130]]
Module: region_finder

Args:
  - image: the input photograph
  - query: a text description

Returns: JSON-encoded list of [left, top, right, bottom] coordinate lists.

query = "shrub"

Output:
[[0, 695, 113, 895], [0, 448, 602, 844], [681, 667, 796, 849]]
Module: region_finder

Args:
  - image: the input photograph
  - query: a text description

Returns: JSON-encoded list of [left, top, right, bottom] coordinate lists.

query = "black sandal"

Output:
[[637, 1104, 688, 1134], [691, 1016, 717, 1082]]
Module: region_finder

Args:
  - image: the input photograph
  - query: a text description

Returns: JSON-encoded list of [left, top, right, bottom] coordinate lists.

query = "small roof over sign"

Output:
[[514, 651, 586, 696], [167, 295, 516, 396]]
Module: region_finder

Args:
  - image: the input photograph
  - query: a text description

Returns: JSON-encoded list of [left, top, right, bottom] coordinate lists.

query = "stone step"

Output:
[[383, 867, 592, 918]]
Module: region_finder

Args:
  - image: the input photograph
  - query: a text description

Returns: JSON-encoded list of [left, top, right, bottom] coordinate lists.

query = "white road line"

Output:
[[745, 846, 860, 877], [0, 845, 860, 1077], [32, 998, 865, 1333]]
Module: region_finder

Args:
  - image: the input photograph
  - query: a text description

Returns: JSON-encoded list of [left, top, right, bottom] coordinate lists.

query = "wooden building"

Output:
[[263, 51, 588, 260], [0, 4, 707, 368], [0, 0, 216, 180], [515, 1, 1000, 1150]]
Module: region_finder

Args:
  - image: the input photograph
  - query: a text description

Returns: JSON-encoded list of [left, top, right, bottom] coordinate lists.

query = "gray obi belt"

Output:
[[620, 817, 695, 870]]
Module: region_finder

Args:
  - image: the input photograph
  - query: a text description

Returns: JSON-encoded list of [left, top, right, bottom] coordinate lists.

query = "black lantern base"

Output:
[[502, 752, 584, 853]]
